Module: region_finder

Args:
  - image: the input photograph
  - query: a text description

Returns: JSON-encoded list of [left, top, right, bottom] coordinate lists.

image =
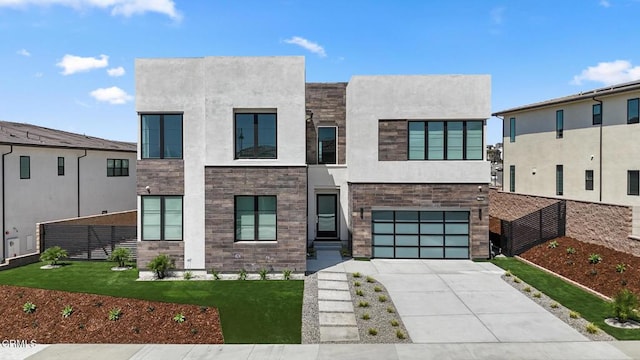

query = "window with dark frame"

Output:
[[141, 114, 183, 159], [585, 170, 594, 191], [628, 170, 640, 196], [58, 157, 64, 176], [556, 165, 563, 196], [20, 156, 30, 179], [235, 195, 277, 241], [592, 103, 602, 125], [107, 159, 129, 177], [628, 99, 639, 124], [318, 126, 337, 164], [234, 113, 277, 159], [408, 120, 483, 160], [141, 196, 183, 240], [509, 165, 515, 192], [556, 110, 564, 138], [509, 117, 516, 143]]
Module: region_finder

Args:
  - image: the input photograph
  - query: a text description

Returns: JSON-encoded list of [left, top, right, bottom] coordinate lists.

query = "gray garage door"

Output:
[[371, 210, 470, 259]]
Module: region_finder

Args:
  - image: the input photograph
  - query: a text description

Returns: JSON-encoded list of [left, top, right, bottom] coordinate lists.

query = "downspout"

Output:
[[77, 149, 87, 217], [2, 145, 13, 262], [593, 97, 603, 202]]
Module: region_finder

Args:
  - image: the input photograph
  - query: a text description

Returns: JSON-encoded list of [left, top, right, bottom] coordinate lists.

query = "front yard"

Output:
[[0, 261, 303, 344]]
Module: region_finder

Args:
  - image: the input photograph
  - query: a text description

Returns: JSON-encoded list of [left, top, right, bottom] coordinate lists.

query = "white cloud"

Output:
[[89, 86, 132, 104], [0, 0, 181, 21], [17, 48, 30, 57], [57, 54, 108, 75], [490, 6, 505, 24], [284, 36, 326, 57], [599, 0, 611, 7], [571, 60, 640, 86], [107, 66, 125, 77]]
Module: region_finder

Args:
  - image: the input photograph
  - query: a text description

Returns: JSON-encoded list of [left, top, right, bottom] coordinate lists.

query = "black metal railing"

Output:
[[41, 224, 137, 260]]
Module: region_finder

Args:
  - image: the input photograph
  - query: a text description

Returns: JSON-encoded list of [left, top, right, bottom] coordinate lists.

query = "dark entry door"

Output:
[[317, 194, 338, 238]]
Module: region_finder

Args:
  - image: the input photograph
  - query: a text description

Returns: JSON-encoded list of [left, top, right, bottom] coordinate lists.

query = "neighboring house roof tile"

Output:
[[0, 121, 135, 152], [493, 80, 640, 116]]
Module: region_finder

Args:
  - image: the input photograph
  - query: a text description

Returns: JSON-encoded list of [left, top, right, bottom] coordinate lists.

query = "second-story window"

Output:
[[58, 157, 65, 176], [556, 165, 563, 196], [318, 127, 337, 164], [509, 117, 516, 143], [20, 156, 30, 179], [107, 159, 129, 177], [592, 104, 602, 125], [235, 113, 277, 159], [141, 114, 183, 159], [556, 110, 564, 138], [408, 120, 482, 160], [628, 98, 639, 124]]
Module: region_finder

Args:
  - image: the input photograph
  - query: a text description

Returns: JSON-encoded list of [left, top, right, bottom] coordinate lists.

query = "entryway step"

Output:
[[313, 241, 343, 250]]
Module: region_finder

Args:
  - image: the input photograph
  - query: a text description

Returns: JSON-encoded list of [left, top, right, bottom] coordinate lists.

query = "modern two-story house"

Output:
[[135, 56, 491, 274]]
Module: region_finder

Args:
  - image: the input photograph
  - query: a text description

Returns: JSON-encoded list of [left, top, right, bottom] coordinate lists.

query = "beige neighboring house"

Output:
[[0, 121, 137, 262]]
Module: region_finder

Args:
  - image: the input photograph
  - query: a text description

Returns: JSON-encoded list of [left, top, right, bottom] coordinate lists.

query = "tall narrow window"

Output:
[[141, 114, 183, 159], [141, 196, 183, 240], [427, 122, 445, 160], [446, 121, 464, 160], [318, 127, 337, 164], [20, 156, 30, 179], [235, 196, 277, 241], [592, 104, 602, 125], [628, 170, 640, 196], [628, 99, 639, 124], [556, 110, 564, 138], [556, 165, 564, 196], [509, 165, 515, 192], [466, 121, 483, 160], [235, 113, 277, 159], [585, 170, 594, 191], [509, 117, 516, 143], [408, 122, 425, 160], [57, 157, 65, 176]]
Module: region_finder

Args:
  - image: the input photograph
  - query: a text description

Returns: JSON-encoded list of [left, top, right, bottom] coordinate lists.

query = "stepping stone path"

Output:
[[317, 271, 360, 342]]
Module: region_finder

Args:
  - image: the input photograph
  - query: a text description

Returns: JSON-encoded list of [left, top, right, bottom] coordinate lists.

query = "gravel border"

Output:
[[301, 273, 320, 344], [501, 273, 615, 341]]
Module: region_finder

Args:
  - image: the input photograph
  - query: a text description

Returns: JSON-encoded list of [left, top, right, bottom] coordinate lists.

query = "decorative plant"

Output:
[[61, 305, 73, 318], [504, 270, 512, 277], [108, 308, 122, 321], [374, 286, 382, 292], [569, 310, 580, 319], [40, 246, 68, 266], [548, 240, 559, 249], [566, 247, 576, 255], [259, 268, 269, 280], [238, 268, 247, 280], [361, 313, 370, 320], [586, 323, 600, 334], [386, 306, 395, 313], [210, 268, 221, 280], [533, 292, 542, 298], [616, 263, 627, 273], [147, 254, 174, 279], [588, 254, 602, 264], [282, 269, 292, 280], [358, 301, 369, 308], [550, 302, 559, 309], [368, 328, 378, 336], [147, 306, 155, 312], [378, 295, 388, 302], [390, 319, 399, 327], [513, 277, 522, 283], [356, 289, 364, 296], [108, 247, 131, 268], [523, 286, 531, 293], [396, 330, 406, 339], [23, 302, 36, 314], [183, 271, 193, 280], [354, 281, 361, 287], [352, 272, 361, 278], [199, 306, 208, 313], [611, 288, 639, 323], [173, 313, 186, 323], [366, 276, 375, 283]]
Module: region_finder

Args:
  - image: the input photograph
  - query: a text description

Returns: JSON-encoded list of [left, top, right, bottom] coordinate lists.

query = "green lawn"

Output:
[[491, 257, 640, 340], [0, 261, 303, 344]]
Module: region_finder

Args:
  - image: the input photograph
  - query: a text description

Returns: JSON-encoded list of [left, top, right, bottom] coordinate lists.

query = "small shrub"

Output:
[[366, 276, 375, 283], [61, 305, 73, 318], [282, 269, 292, 280], [548, 240, 558, 249], [616, 263, 627, 273], [183, 271, 193, 280], [356, 289, 364, 296], [147, 254, 175, 279], [352, 272, 361, 278], [588, 254, 602, 265], [132, 327, 140, 334], [523, 286, 531, 293], [210, 269, 221, 280], [108, 308, 122, 321], [368, 328, 378, 336], [40, 246, 68, 266], [147, 306, 155, 313], [199, 306, 208, 313], [550, 302, 559, 309], [108, 247, 131, 268], [386, 306, 395, 313], [378, 295, 388, 302], [569, 310, 580, 319], [31, 320, 38, 328], [173, 313, 186, 323], [566, 247, 576, 255], [396, 330, 406, 339], [238, 268, 247, 280], [259, 268, 269, 280], [611, 288, 639, 323], [390, 319, 399, 327], [190, 328, 198, 335], [586, 323, 600, 334], [94, 301, 103, 307], [22, 302, 36, 314], [358, 301, 369, 308], [354, 281, 361, 287], [513, 277, 521, 283], [504, 269, 512, 277], [361, 313, 370, 320], [533, 292, 542, 298], [78, 323, 85, 330], [373, 286, 382, 292]]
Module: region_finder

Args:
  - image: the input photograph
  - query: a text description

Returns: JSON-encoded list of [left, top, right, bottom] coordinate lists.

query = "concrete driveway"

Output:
[[331, 259, 588, 344]]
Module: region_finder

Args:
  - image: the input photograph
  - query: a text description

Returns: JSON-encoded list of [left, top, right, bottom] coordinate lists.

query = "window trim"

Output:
[[57, 157, 64, 176], [628, 170, 640, 196], [141, 196, 183, 241], [628, 98, 639, 124], [140, 113, 184, 159], [317, 126, 337, 165], [107, 158, 130, 177], [509, 117, 516, 143], [585, 170, 594, 191], [234, 195, 277, 242], [509, 165, 515, 192], [20, 156, 30, 179], [234, 112, 278, 160], [592, 103, 602, 125], [556, 165, 564, 196], [556, 110, 564, 139], [407, 120, 484, 161]]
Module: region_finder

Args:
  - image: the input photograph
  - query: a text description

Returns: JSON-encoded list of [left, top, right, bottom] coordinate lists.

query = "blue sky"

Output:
[[2, 0, 639, 145]]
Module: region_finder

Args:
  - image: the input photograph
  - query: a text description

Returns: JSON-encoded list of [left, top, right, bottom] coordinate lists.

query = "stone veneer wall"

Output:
[[136, 159, 184, 195], [349, 183, 489, 259], [490, 189, 639, 256], [305, 83, 347, 165], [378, 120, 407, 161], [137, 241, 184, 270], [204, 166, 307, 272]]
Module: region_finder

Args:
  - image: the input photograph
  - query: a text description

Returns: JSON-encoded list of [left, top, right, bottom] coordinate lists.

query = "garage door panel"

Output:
[[374, 223, 394, 234], [421, 223, 443, 234], [396, 247, 419, 258], [373, 247, 394, 258], [373, 234, 394, 246], [445, 223, 468, 234], [396, 223, 419, 233], [396, 235, 419, 246], [445, 235, 469, 247], [420, 235, 443, 246], [445, 247, 469, 259]]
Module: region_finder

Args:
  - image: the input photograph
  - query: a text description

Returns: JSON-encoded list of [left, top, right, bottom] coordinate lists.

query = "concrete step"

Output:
[[313, 241, 343, 250]]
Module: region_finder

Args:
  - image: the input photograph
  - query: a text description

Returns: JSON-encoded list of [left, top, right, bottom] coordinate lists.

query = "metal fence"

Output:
[[499, 200, 566, 256], [41, 224, 137, 260]]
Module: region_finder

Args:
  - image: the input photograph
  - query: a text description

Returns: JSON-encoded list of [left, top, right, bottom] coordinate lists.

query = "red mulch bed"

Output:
[[0, 285, 224, 344], [520, 236, 640, 298], [489, 216, 501, 235]]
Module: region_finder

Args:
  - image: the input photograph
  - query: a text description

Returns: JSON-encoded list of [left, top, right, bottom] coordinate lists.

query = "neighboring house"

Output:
[[0, 121, 137, 262], [494, 80, 640, 206], [135, 56, 491, 274]]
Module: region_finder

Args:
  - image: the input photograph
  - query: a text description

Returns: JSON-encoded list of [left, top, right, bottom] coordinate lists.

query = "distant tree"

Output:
[[487, 147, 502, 164]]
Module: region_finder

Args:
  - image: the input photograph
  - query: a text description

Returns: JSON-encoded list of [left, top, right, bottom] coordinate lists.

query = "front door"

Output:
[[316, 194, 338, 238]]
